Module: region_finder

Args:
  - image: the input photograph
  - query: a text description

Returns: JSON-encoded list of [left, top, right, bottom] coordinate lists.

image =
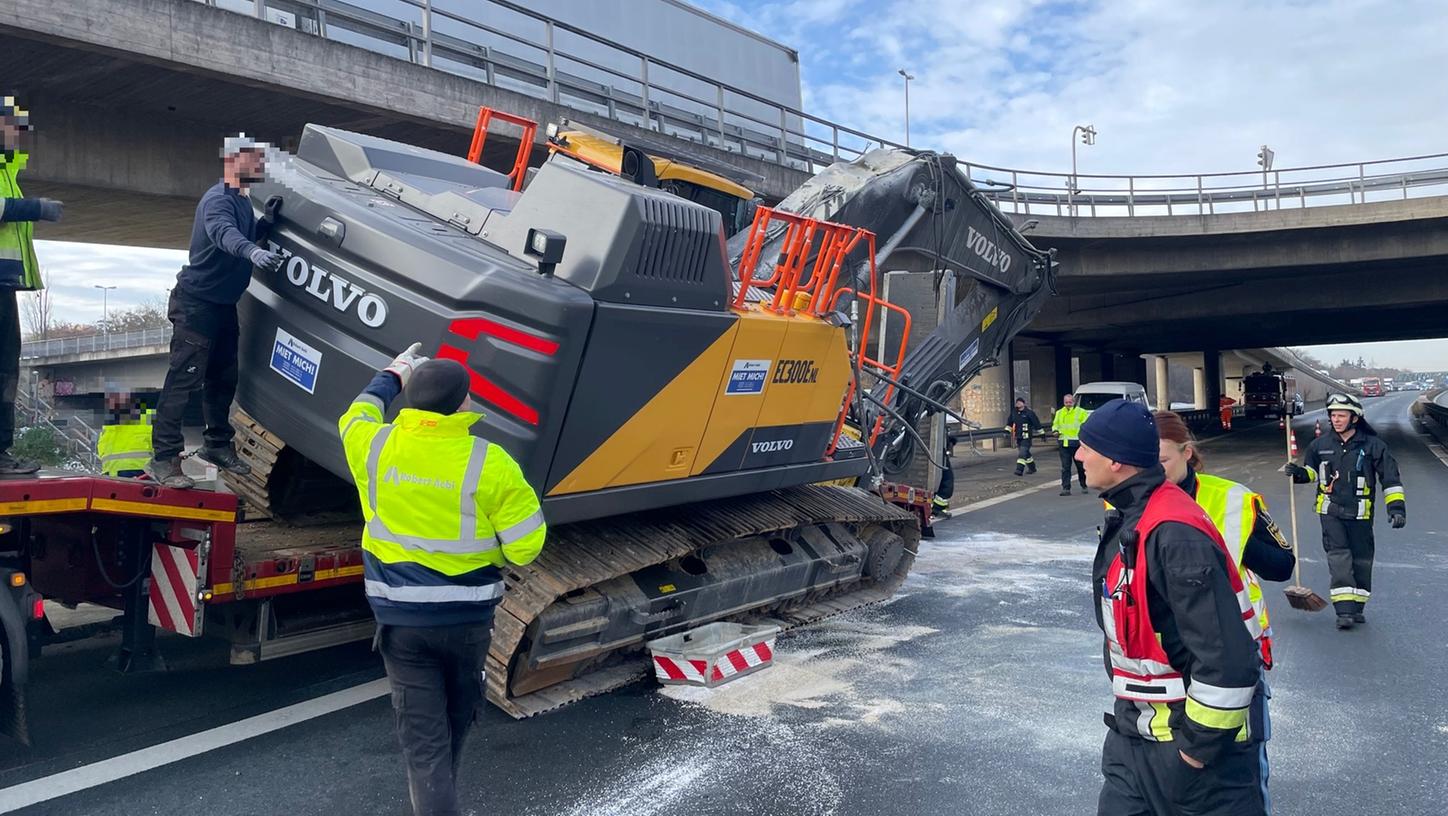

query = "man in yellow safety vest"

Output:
[[96, 391, 154, 477], [1052, 393, 1089, 495], [339, 342, 546, 816], [0, 97, 63, 474]]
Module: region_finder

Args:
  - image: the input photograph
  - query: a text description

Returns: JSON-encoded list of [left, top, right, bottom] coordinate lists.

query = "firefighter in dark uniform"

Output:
[[1079, 400, 1266, 816], [1286, 392, 1404, 630], [1008, 397, 1042, 476]]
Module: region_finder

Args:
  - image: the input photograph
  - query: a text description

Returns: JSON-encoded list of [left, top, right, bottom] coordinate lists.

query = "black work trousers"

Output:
[[1098, 729, 1266, 816], [1060, 442, 1087, 491], [1320, 515, 1375, 615], [0, 290, 18, 453], [378, 622, 491, 816], [152, 290, 239, 460], [1015, 438, 1035, 474]]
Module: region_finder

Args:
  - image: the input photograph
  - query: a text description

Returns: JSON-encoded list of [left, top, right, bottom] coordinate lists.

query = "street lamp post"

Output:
[[897, 69, 914, 148], [1070, 124, 1097, 215], [94, 285, 116, 349]]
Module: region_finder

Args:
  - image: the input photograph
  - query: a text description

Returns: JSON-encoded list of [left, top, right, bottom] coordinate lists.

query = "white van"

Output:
[[1074, 381, 1149, 413]]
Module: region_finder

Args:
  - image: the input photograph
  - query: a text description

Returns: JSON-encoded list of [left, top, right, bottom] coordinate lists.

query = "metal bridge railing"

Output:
[[961, 153, 1448, 218], [198, 0, 902, 174], [21, 327, 173, 361]]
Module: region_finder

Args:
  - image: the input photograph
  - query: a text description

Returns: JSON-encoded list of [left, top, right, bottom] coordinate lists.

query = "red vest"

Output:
[[1101, 481, 1253, 703]]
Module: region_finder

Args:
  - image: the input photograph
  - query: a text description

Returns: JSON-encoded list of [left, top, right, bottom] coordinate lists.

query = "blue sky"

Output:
[[29, 0, 1448, 368]]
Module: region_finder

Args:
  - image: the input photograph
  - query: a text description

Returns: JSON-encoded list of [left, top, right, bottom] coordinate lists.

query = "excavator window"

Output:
[[662, 180, 752, 236]]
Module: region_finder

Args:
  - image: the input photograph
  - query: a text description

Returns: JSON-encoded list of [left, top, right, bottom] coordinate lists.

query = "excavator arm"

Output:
[[727, 149, 1056, 474]]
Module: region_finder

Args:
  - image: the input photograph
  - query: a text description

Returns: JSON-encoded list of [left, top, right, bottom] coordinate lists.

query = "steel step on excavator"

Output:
[[216, 114, 1055, 717]]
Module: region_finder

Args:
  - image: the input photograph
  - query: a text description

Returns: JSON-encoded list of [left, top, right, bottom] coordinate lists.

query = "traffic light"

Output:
[[1257, 145, 1274, 171], [1080, 125, 1097, 146]]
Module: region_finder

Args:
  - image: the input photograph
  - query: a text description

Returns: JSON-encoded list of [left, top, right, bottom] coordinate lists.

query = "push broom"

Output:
[[1282, 417, 1328, 611]]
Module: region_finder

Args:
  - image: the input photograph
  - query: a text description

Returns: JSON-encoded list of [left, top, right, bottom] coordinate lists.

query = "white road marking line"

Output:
[[0, 678, 390, 813], [953, 480, 1064, 515]]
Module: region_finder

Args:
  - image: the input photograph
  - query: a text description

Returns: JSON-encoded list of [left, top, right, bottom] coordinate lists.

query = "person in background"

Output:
[[1052, 393, 1089, 495], [1286, 392, 1404, 630], [1219, 393, 1236, 431], [97, 388, 154, 478], [1008, 397, 1042, 477]]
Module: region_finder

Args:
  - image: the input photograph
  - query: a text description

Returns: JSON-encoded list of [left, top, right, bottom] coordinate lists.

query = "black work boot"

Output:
[[1352, 612, 1366, 624], [0, 451, 39, 475], [199, 446, 251, 476], [1060, 488, 1071, 496], [1014, 466, 1025, 477], [1027, 463, 1037, 474], [1335, 615, 1355, 630], [146, 457, 196, 490]]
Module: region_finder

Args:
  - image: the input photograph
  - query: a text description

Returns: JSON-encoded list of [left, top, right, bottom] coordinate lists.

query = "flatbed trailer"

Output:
[[0, 473, 371, 743]]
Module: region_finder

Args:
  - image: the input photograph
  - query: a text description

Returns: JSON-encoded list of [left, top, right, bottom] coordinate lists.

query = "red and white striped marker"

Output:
[[652, 639, 777, 687], [148, 544, 202, 637], [708, 641, 774, 683]]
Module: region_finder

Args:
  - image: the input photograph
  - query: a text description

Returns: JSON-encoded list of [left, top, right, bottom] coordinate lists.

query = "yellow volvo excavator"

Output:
[[222, 121, 1054, 716]]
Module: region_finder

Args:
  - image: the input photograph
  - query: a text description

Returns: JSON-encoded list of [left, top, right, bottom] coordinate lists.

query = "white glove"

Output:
[[384, 342, 429, 387]]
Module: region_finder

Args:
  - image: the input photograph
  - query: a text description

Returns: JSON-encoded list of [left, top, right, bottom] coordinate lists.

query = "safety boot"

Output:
[[198, 445, 252, 476], [1060, 489, 1071, 496], [1014, 466, 1025, 477], [1352, 612, 1366, 624], [1335, 615, 1355, 630], [1027, 463, 1037, 474], [146, 457, 196, 490]]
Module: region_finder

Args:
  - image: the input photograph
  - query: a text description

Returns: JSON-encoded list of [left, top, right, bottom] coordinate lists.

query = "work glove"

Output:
[[1389, 509, 1406, 529], [36, 198, 63, 222], [1283, 462, 1310, 482], [384, 342, 429, 387], [249, 247, 284, 272]]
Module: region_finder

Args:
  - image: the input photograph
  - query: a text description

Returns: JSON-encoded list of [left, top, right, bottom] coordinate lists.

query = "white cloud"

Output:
[[32, 240, 183, 324]]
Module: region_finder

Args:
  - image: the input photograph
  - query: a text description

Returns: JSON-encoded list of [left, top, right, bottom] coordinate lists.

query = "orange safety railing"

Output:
[[732, 206, 912, 457], [466, 107, 538, 192]]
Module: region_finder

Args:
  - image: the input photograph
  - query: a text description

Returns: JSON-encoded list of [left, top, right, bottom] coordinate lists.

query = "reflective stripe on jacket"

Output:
[[1192, 473, 1274, 668], [339, 396, 546, 626], [0, 151, 42, 290]]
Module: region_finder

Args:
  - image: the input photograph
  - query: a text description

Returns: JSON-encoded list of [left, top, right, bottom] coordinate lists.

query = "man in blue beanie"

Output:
[[1080, 399, 1268, 816]]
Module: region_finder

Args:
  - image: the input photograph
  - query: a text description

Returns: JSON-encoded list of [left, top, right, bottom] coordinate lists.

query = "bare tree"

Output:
[[107, 297, 170, 332], [20, 289, 53, 340]]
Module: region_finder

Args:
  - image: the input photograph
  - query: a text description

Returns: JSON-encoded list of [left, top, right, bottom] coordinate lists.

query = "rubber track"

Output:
[[487, 484, 918, 718]]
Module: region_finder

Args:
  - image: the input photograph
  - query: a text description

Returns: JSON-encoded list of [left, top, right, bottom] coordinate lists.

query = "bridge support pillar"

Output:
[[1055, 343, 1074, 398], [1153, 355, 1170, 410], [1119, 353, 1148, 388], [1203, 350, 1222, 411], [1079, 353, 1111, 384], [1193, 367, 1208, 409]]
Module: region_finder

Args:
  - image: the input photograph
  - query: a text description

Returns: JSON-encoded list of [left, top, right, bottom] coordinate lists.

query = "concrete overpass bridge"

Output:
[[0, 0, 881, 248], [949, 154, 1448, 424]]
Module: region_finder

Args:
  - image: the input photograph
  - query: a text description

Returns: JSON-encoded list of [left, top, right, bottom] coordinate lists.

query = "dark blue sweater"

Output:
[[175, 182, 264, 305]]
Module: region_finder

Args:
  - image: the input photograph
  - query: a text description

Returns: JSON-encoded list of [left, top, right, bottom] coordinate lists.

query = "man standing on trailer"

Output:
[[0, 96, 63, 474], [147, 134, 284, 489], [340, 343, 547, 816]]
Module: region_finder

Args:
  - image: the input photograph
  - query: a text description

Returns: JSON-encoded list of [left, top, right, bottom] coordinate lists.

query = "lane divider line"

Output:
[[0, 678, 390, 813]]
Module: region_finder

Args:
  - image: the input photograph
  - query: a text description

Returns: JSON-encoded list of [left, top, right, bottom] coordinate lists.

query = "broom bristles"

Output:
[[1284, 584, 1329, 612]]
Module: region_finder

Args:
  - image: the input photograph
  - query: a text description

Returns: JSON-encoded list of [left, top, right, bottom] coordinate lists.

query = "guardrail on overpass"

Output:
[[197, 0, 901, 173], [965, 153, 1448, 218], [21, 327, 172, 361]]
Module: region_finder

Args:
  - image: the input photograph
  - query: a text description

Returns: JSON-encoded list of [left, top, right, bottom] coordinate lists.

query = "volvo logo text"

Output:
[[751, 439, 794, 454], [966, 227, 1012, 274], [276, 245, 389, 328]]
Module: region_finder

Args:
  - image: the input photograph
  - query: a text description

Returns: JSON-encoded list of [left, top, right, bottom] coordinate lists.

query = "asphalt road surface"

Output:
[[1, 392, 1442, 815]]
